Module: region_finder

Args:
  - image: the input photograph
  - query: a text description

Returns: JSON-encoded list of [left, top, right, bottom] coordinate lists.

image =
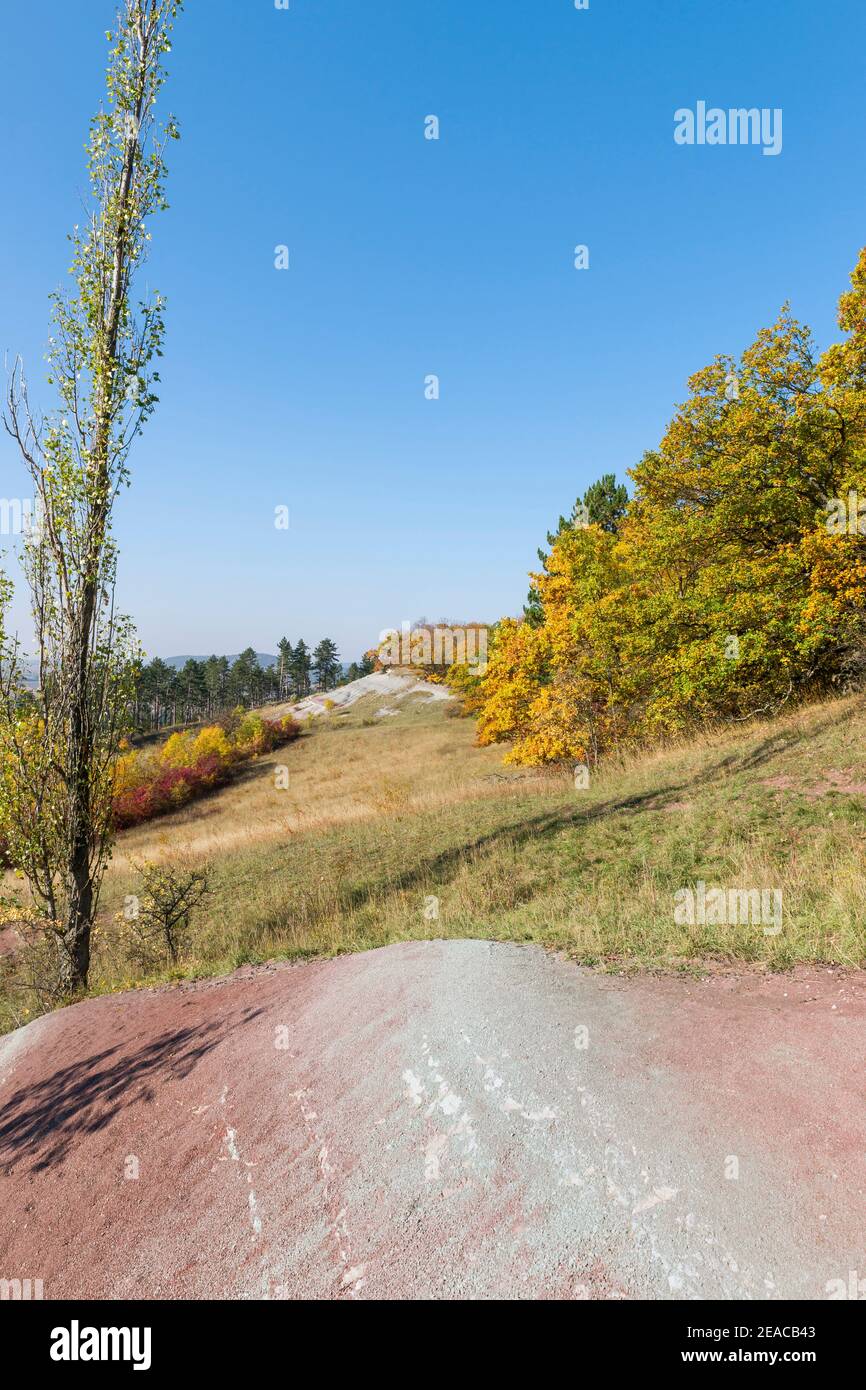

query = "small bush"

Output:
[[192, 725, 233, 762], [160, 731, 197, 768], [236, 712, 266, 751], [114, 750, 147, 792], [122, 861, 211, 967]]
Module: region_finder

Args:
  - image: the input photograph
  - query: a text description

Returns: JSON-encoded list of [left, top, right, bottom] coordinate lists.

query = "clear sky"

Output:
[[1, 0, 865, 663]]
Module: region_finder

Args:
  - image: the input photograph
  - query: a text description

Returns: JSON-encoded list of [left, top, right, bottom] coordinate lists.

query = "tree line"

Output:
[[133, 639, 375, 732]]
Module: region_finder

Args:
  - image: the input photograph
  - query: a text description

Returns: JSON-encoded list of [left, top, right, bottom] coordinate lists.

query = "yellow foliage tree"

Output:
[[159, 731, 197, 768], [191, 725, 232, 763], [474, 247, 866, 766]]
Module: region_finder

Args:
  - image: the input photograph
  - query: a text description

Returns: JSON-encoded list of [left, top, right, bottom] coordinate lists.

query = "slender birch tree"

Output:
[[1, 0, 182, 995]]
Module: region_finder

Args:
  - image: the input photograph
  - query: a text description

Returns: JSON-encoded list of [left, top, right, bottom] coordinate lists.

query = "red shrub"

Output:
[[114, 784, 155, 829], [111, 724, 294, 831]]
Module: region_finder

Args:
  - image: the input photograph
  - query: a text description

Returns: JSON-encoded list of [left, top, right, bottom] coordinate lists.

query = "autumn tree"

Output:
[[125, 860, 210, 967], [0, 1, 182, 993], [482, 251, 866, 765], [524, 474, 629, 626]]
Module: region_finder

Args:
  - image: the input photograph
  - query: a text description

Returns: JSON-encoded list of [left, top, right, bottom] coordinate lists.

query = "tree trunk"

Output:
[[60, 584, 98, 992]]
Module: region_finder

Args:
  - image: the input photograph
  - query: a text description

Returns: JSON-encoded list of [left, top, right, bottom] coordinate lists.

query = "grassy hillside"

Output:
[[4, 683, 864, 1027], [95, 684, 866, 983]]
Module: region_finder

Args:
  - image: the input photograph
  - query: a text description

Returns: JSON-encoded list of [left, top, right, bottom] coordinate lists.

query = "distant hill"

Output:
[[162, 653, 278, 670]]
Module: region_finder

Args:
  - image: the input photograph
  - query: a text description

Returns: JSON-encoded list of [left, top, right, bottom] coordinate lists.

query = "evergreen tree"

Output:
[[583, 473, 629, 533], [313, 638, 341, 691], [228, 648, 261, 707], [291, 640, 312, 698], [203, 655, 228, 717], [524, 474, 629, 625], [179, 658, 206, 722], [277, 636, 292, 700], [143, 657, 175, 730], [343, 650, 376, 683]]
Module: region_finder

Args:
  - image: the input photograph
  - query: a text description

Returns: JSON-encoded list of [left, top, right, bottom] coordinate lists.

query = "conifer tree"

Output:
[[313, 638, 341, 691]]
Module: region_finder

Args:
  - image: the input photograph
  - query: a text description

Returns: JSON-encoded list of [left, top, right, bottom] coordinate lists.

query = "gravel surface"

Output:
[[1, 940, 864, 1300]]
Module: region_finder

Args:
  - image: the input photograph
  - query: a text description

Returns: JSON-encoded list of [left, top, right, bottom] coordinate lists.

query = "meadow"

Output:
[[47, 681, 864, 1014]]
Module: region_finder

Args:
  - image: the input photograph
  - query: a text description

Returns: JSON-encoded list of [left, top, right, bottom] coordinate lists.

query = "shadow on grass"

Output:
[[259, 727, 821, 935]]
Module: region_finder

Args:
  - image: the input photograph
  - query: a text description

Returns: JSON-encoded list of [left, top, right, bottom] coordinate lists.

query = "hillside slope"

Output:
[[2, 684, 864, 1300], [86, 682, 866, 998], [4, 680, 864, 1032]]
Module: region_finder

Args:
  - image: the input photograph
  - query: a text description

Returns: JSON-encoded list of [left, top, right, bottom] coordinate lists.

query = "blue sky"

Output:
[[1, 0, 865, 663]]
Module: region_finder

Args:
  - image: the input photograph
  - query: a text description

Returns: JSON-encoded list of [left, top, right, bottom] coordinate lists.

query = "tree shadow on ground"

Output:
[[297, 730, 815, 923], [0, 1003, 264, 1173]]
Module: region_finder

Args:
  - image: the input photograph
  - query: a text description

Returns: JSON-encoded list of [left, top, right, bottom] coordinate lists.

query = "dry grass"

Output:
[[4, 685, 865, 1027], [109, 692, 537, 866]]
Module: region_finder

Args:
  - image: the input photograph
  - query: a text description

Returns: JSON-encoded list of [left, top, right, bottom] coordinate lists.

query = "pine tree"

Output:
[[313, 638, 341, 691], [179, 658, 206, 722], [228, 648, 260, 707], [583, 474, 629, 533], [277, 636, 292, 700], [291, 640, 312, 698], [143, 657, 175, 730], [344, 654, 373, 683], [203, 655, 228, 717]]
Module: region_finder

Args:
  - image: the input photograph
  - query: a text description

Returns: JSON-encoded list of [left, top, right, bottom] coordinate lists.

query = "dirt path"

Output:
[[1, 940, 864, 1300]]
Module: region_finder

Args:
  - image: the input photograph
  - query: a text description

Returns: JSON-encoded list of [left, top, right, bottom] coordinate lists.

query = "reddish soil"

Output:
[[1, 942, 864, 1300]]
